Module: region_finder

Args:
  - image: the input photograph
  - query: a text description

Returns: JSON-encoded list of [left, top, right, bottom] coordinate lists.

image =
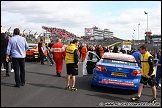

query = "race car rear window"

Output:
[[101, 59, 136, 66], [28, 44, 37, 49]]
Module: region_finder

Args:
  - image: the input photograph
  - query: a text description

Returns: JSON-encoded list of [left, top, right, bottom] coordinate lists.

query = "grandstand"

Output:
[[42, 26, 77, 38], [41, 26, 124, 46]]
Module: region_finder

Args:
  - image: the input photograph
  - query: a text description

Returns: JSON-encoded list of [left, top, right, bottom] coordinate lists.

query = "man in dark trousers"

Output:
[[1, 33, 9, 77], [48, 40, 54, 63], [38, 39, 45, 64], [6, 28, 29, 87]]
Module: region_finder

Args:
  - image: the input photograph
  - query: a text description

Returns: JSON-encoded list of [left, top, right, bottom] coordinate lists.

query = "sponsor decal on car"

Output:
[[100, 79, 134, 86], [102, 53, 135, 62]]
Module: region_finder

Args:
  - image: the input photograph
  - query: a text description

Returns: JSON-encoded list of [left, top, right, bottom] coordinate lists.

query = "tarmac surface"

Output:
[[1, 60, 161, 107]]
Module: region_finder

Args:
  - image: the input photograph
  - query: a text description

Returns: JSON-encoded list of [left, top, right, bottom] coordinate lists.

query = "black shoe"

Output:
[[21, 83, 25, 86], [130, 96, 140, 102], [6, 74, 10, 77], [148, 97, 156, 103], [57, 73, 61, 77], [14, 84, 20, 88], [41, 63, 45, 65]]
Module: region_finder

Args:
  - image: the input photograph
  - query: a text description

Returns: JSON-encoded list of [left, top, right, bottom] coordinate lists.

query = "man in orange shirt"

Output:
[[50, 38, 65, 77], [99, 45, 104, 58], [81, 44, 88, 62]]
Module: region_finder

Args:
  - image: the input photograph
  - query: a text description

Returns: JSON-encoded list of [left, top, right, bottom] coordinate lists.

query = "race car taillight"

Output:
[[131, 70, 141, 76], [95, 66, 107, 72]]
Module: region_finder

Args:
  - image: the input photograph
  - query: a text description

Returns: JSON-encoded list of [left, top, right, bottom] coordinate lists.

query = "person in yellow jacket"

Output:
[[65, 39, 79, 91], [131, 45, 156, 103]]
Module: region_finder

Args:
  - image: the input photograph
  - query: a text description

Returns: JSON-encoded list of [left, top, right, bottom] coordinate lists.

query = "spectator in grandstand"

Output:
[[155, 50, 161, 88], [50, 38, 65, 77], [6, 28, 29, 87]]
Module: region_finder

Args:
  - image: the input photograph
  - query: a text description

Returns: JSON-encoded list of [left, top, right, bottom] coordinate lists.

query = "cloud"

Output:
[[1, 1, 161, 40]]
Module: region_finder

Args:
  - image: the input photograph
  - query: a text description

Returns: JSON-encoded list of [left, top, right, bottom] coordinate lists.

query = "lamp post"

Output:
[[138, 23, 140, 45], [132, 29, 135, 47], [144, 11, 148, 44]]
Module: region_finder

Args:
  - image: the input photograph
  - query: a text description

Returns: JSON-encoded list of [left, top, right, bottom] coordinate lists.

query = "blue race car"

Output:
[[83, 51, 141, 91]]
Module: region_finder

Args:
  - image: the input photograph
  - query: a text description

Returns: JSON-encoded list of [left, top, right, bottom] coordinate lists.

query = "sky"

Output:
[[1, 1, 161, 40]]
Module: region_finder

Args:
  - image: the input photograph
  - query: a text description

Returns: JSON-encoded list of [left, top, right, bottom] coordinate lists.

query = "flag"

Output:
[[144, 11, 148, 14]]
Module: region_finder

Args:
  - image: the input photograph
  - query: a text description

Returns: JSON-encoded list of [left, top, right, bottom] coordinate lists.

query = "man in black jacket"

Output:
[[1, 33, 10, 76], [38, 39, 45, 64]]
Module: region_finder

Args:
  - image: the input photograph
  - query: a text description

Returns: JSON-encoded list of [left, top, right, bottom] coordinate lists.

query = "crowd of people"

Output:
[[1, 28, 161, 102]]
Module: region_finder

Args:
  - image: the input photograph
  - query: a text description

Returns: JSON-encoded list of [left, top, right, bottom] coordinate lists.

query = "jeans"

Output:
[[156, 70, 161, 87], [12, 58, 26, 85]]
